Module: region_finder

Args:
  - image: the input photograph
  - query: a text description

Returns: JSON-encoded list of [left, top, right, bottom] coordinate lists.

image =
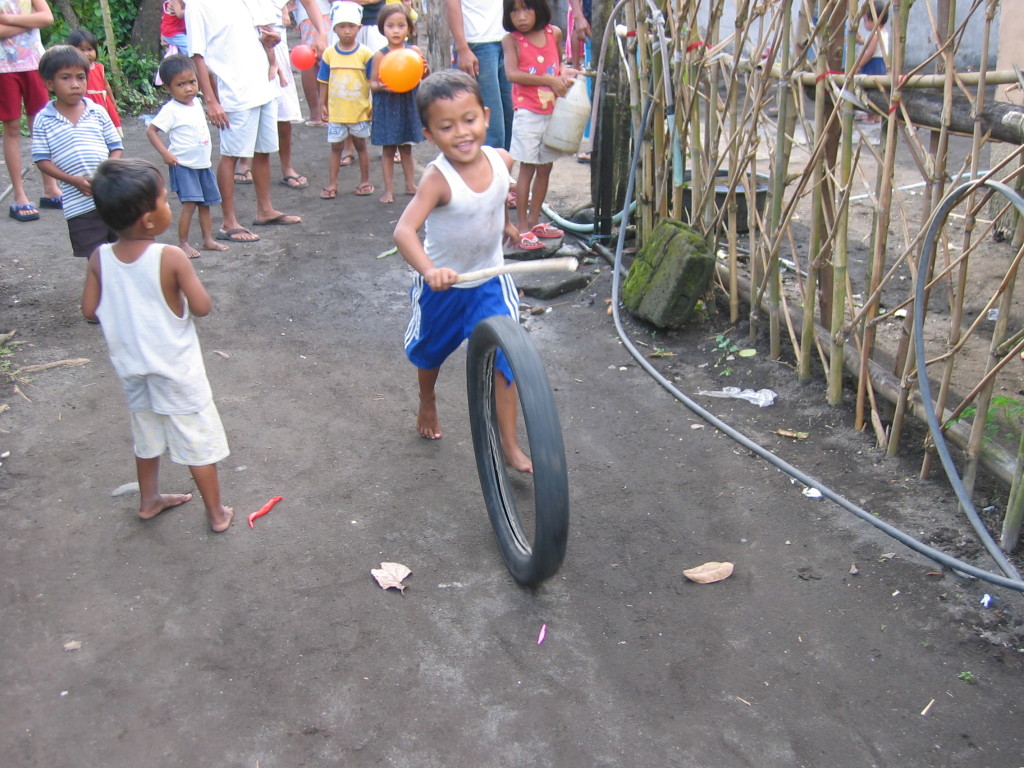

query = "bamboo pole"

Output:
[[766, 0, 795, 359], [854, 0, 905, 432], [921, 0, 998, 479], [888, 0, 956, 456], [799, 3, 831, 384], [1002, 423, 1024, 552], [826, 0, 859, 405], [97, 0, 122, 98]]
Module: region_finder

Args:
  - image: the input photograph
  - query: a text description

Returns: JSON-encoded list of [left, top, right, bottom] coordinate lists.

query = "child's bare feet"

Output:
[[417, 393, 442, 439], [404, 184, 417, 195], [380, 190, 395, 204], [139, 492, 193, 520], [208, 505, 234, 533], [202, 239, 229, 252], [180, 243, 202, 259], [502, 441, 533, 474]]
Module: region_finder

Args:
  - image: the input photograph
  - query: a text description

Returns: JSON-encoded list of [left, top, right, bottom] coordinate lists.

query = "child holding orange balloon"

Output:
[[369, 4, 428, 204], [502, 0, 576, 250]]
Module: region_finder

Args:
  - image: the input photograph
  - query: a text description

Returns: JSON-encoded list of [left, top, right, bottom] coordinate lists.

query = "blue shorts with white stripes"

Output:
[[405, 273, 518, 379]]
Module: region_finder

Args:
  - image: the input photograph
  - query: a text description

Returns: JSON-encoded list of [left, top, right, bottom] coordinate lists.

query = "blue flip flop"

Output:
[[38, 195, 63, 209], [9, 203, 40, 222]]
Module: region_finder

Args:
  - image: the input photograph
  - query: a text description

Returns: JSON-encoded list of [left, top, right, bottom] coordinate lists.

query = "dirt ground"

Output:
[[3, 96, 1024, 767]]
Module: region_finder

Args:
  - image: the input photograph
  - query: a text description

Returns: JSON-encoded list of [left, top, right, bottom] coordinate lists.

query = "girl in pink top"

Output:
[[68, 28, 122, 137], [501, 0, 575, 250]]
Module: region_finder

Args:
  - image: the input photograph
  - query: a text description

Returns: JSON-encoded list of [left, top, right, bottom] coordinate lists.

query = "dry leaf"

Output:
[[63, 640, 81, 651], [775, 429, 809, 439], [371, 562, 411, 592], [683, 561, 734, 584]]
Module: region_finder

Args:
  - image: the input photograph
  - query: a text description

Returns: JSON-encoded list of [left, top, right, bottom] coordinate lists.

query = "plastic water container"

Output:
[[543, 77, 591, 154]]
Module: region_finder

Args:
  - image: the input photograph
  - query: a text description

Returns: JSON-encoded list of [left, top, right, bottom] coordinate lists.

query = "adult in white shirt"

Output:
[[186, 0, 301, 242], [235, 0, 327, 189], [445, 0, 513, 150]]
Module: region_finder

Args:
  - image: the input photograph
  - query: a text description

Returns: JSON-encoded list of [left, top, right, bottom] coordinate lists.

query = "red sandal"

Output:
[[532, 222, 564, 239], [517, 231, 545, 250]]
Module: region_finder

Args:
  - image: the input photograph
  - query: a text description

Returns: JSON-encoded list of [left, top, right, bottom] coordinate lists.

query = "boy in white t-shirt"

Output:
[[146, 54, 228, 258]]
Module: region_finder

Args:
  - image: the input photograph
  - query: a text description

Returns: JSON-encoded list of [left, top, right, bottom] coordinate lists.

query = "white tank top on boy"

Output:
[[423, 145, 510, 288], [96, 243, 213, 415]]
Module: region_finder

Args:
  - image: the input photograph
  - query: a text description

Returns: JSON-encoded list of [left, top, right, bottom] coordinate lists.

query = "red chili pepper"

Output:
[[248, 496, 283, 528]]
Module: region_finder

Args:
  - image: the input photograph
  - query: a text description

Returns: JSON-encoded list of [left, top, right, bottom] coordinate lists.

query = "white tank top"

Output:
[[96, 242, 212, 414], [423, 145, 510, 288]]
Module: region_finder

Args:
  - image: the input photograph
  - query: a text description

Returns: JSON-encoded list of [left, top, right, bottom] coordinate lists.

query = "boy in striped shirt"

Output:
[[32, 45, 123, 258]]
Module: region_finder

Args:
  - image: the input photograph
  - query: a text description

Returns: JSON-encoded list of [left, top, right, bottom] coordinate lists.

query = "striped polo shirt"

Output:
[[32, 98, 124, 220]]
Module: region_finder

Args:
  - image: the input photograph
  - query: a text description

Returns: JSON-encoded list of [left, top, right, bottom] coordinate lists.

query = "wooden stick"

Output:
[[19, 358, 90, 374], [454, 256, 579, 285]]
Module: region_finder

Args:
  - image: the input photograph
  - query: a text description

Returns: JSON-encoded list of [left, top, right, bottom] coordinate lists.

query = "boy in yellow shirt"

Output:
[[317, 1, 374, 198]]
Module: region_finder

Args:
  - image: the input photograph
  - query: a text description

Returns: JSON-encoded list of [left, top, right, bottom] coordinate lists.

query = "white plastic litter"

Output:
[[696, 387, 777, 407]]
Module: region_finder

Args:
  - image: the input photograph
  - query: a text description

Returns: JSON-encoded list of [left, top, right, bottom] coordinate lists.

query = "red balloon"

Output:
[[379, 48, 424, 93], [290, 44, 316, 71]]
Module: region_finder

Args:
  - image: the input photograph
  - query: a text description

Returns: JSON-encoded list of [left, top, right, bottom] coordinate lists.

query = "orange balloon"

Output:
[[379, 48, 424, 93], [290, 44, 316, 71]]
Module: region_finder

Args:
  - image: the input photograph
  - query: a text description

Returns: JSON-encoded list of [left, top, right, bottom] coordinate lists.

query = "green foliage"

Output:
[[714, 333, 740, 376], [957, 670, 976, 684], [42, 0, 139, 48], [41, 2, 163, 115], [945, 395, 1024, 445], [0, 341, 18, 382], [112, 46, 163, 113]]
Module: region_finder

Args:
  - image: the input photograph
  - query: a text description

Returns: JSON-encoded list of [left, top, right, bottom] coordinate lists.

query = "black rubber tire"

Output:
[[466, 316, 569, 587]]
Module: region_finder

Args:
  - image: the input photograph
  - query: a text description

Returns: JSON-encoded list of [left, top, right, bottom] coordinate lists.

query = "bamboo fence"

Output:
[[603, 0, 1024, 549]]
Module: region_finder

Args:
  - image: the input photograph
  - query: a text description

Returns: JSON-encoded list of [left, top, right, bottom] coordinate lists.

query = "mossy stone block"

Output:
[[623, 220, 714, 329], [622, 219, 686, 310]]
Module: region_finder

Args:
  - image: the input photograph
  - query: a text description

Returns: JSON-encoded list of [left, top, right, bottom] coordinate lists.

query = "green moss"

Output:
[[623, 220, 714, 329]]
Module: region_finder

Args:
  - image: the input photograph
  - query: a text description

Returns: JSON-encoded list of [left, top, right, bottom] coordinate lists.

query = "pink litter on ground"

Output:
[[537, 624, 547, 645]]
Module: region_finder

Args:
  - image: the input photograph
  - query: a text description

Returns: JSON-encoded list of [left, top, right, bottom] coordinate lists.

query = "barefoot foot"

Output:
[[502, 443, 533, 474], [181, 243, 202, 259], [380, 190, 395, 204], [417, 395, 442, 440], [209, 505, 234, 533], [139, 492, 193, 520], [202, 239, 229, 252]]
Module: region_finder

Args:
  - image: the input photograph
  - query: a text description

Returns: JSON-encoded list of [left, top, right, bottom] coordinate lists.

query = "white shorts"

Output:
[[130, 401, 230, 467], [219, 101, 279, 158], [328, 121, 371, 143], [510, 109, 563, 165], [274, 40, 303, 123]]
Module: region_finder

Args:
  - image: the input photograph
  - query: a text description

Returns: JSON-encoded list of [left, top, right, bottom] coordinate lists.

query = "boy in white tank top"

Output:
[[393, 70, 531, 473], [82, 158, 234, 532]]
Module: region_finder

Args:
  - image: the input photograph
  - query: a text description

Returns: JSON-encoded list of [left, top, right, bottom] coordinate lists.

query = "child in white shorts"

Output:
[[82, 158, 234, 533]]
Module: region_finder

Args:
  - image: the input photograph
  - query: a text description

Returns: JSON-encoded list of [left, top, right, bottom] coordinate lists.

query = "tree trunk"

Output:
[[51, 0, 77, 28], [425, 8, 452, 75], [130, 0, 164, 57]]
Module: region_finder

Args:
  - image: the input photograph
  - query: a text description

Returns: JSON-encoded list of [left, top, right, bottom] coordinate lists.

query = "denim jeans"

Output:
[[463, 41, 513, 151]]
